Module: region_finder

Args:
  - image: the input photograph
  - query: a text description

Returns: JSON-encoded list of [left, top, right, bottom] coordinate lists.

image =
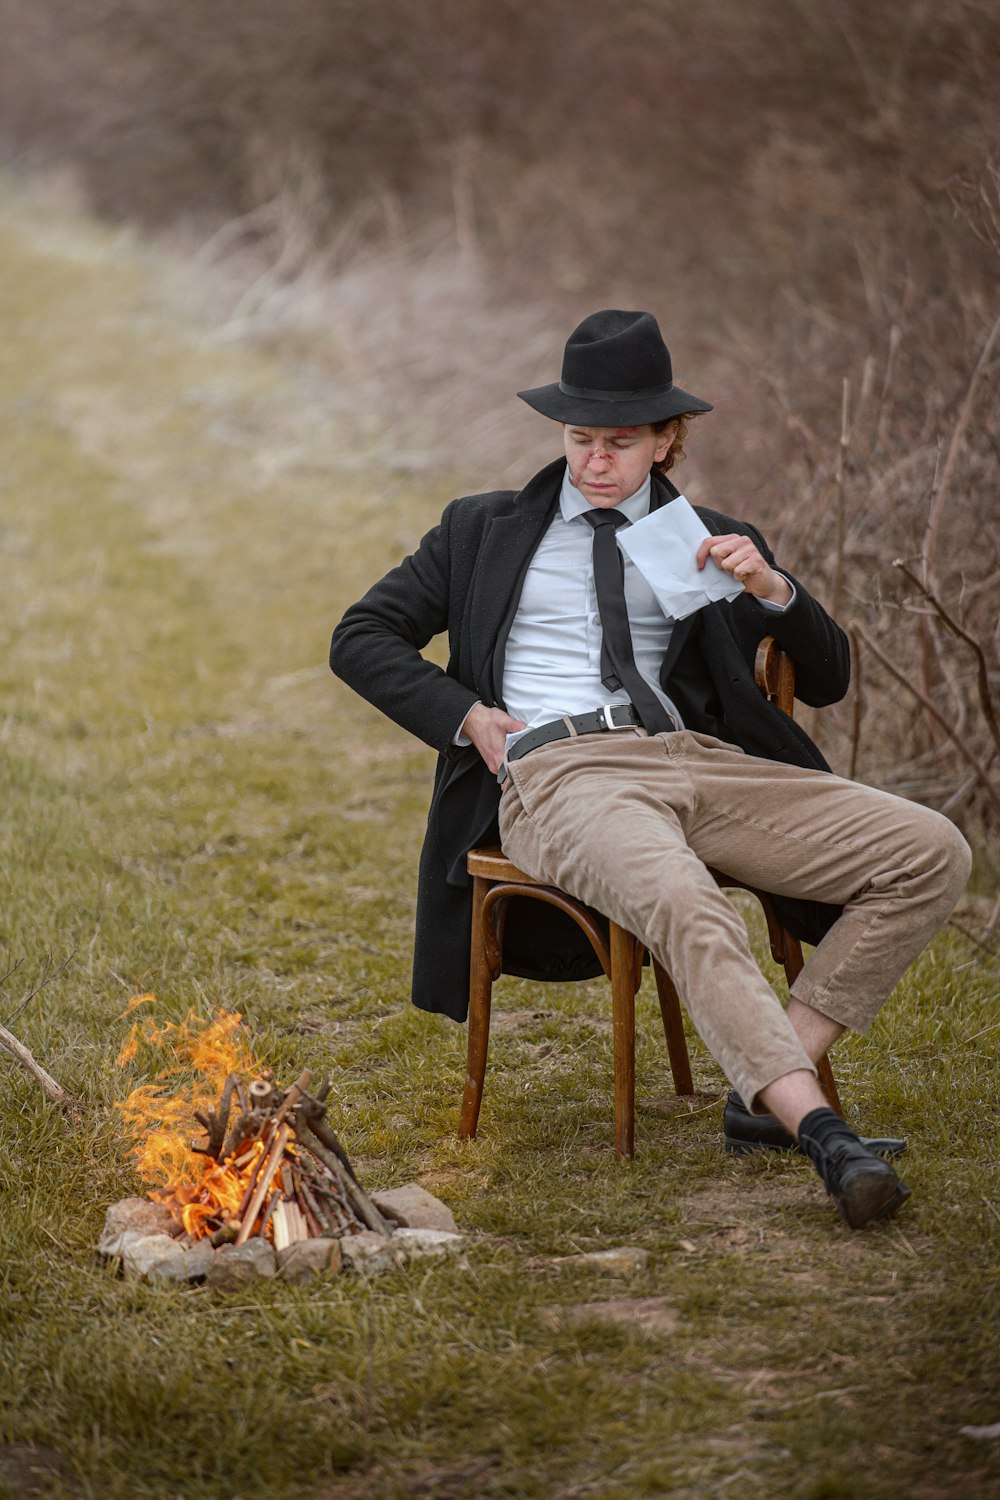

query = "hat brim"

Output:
[[517, 382, 713, 426]]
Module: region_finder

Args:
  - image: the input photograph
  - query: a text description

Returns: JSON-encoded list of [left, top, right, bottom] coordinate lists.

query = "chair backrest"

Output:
[[754, 636, 795, 717]]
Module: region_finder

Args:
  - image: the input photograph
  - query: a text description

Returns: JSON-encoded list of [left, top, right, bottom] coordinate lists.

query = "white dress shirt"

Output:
[[455, 465, 794, 754], [499, 470, 685, 751]]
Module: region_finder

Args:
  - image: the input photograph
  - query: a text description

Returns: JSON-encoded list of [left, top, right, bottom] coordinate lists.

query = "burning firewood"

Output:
[[105, 1003, 467, 1286], [115, 1002, 396, 1256]]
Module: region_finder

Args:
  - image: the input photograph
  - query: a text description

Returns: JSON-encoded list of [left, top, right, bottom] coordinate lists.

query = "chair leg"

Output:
[[816, 1052, 843, 1117], [651, 959, 694, 1096], [609, 922, 638, 1159], [459, 876, 492, 1140], [778, 927, 844, 1119]]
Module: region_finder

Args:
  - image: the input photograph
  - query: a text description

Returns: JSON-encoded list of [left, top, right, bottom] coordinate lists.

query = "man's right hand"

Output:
[[460, 703, 528, 776]]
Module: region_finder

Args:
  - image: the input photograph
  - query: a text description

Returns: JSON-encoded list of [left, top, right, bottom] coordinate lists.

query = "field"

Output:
[[1, 184, 998, 1499]]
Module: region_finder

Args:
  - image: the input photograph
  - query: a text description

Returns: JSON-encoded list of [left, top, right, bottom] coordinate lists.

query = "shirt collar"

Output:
[[559, 466, 653, 525]]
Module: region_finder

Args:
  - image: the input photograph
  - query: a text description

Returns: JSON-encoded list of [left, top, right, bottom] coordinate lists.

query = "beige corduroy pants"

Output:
[[498, 729, 971, 1108]]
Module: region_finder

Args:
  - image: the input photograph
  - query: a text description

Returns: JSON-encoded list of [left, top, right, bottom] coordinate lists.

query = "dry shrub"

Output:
[[750, 169, 1000, 885]]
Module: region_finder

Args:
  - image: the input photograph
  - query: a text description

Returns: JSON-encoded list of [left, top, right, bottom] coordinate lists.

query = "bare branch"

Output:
[[832, 377, 850, 620], [921, 308, 1000, 587], [893, 559, 1000, 762], [0, 957, 26, 991], [854, 626, 1000, 819], [2, 950, 77, 1029]]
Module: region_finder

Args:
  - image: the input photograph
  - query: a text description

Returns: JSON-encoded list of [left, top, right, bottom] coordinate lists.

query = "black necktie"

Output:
[[582, 509, 675, 735]]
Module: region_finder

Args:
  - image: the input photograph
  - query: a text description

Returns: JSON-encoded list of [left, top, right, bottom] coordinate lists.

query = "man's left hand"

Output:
[[696, 534, 793, 606]]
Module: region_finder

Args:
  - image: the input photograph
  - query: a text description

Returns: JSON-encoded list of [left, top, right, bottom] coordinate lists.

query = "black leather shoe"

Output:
[[723, 1091, 908, 1158], [798, 1119, 911, 1230]]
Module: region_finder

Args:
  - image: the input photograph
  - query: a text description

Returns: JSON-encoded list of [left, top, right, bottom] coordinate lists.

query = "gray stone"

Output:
[[371, 1183, 459, 1235], [147, 1238, 217, 1284], [204, 1238, 277, 1288], [276, 1237, 343, 1283], [96, 1227, 143, 1266], [118, 1233, 190, 1280], [340, 1230, 406, 1275], [340, 1226, 465, 1275], [392, 1227, 465, 1258], [557, 1246, 650, 1275], [97, 1196, 179, 1256]]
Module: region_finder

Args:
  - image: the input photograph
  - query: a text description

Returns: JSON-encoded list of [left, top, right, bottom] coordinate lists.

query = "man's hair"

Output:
[[653, 413, 701, 475]]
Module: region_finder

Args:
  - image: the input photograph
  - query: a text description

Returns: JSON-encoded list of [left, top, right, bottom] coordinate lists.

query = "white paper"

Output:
[[616, 494, 744, 620]]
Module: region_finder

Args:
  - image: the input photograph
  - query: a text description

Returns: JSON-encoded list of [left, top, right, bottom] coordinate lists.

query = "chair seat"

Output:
[[469, 843, 752, 903], [466, 846, 541, 883]]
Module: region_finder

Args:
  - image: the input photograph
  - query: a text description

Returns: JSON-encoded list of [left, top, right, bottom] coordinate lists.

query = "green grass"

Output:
[[0, 181, 998, 1500]]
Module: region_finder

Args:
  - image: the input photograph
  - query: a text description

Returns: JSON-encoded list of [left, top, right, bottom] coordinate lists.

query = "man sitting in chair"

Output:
[[330, 309, 970, 1230]]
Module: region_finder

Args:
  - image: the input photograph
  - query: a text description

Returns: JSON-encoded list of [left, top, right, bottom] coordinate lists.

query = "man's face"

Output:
[[563, 423, 675, 509]]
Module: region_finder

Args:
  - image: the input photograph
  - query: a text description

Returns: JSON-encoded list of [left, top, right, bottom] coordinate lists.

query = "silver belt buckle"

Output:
[[602, 704, 630, 731]]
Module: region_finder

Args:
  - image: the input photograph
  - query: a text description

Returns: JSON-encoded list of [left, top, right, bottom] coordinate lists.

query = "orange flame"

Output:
[[116, 997, 266, 1239]]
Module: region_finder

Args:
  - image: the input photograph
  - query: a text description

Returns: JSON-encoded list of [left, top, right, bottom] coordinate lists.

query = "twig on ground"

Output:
[[0, 1019, 78, 1108]]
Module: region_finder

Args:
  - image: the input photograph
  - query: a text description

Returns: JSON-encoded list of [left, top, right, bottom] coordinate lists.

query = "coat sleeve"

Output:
[[701, 510, 851, 707], [329, 500, 480, 753]]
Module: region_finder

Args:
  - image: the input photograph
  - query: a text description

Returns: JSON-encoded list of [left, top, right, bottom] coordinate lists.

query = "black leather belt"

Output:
[[505, 703, 646, 769]]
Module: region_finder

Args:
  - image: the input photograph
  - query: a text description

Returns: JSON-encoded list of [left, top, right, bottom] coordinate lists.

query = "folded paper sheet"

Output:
[[617, 494, 745, 620]]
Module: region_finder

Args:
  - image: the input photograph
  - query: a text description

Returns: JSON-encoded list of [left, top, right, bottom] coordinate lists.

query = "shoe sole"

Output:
[[724, 1134, 908, 1159], [835, 1173, 911, 1230], [724, 1135, 794, 1156]]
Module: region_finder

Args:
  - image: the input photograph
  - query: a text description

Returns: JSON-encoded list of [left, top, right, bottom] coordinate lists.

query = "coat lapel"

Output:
[[467, 460, 563, 696]]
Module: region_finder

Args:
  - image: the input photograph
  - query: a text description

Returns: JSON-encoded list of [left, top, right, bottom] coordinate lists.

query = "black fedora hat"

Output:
[[518, 309, 713, 426]]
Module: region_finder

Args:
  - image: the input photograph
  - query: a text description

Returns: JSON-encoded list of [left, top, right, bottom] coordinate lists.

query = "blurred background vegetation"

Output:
[[1, 0, 997, 883]]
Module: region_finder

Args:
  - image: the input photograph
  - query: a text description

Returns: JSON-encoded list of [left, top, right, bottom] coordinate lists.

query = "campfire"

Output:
[[151, 1064, 391, 1247], [106, 998, 461, 1284]]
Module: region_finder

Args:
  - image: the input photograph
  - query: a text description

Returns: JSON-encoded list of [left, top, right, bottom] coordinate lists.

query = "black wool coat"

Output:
[[330, 458, 851, 1021]]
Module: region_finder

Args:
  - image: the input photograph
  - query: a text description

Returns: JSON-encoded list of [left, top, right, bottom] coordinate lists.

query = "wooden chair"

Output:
[[458, 637, 843, 1158]]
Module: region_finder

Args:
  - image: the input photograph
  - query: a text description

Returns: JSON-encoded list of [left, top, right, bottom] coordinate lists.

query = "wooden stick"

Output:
[[293, 1113, 392, 1235], [223, 1107, 266, 1163], [271, 1196, 290, 1251], [299, 1153, 357, 1223], [234, 1121, 276, 1221], [232, 1069, 313, 1228], [211, 1072, 242, 1158], [282, 1199, 309, 1245], [234, 1122, 291, 1244], [298, 1095, 360, 1183], [295, 1174, 325, 1238], [258, 1188, 282, 1242], [0, 1019, 76, 1107], [300, 1178, 341, 1235]]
